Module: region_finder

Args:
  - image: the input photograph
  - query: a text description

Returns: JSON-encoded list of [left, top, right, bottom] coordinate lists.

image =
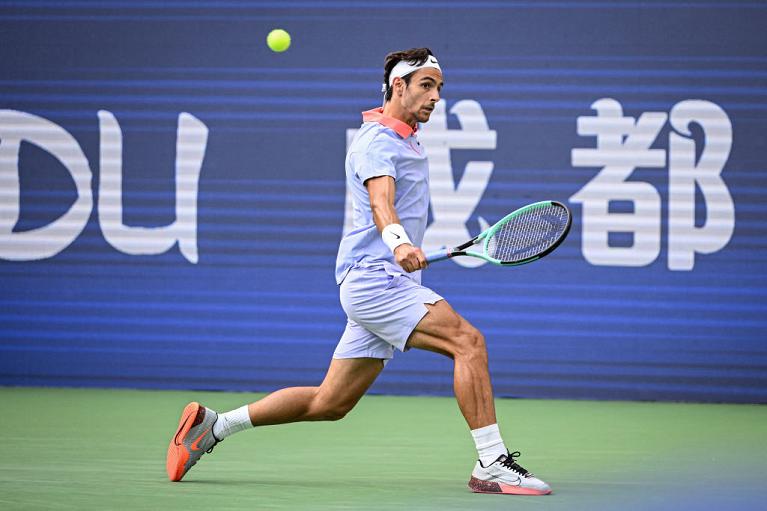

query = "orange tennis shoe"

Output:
[[166, 402, 221, 481]]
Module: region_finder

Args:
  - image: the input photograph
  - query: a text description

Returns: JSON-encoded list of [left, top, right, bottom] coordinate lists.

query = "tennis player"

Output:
[[166, 47, 552, 496]]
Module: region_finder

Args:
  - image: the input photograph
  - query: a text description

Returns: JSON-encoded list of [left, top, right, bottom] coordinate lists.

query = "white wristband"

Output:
[[382, 223, 412, 253]]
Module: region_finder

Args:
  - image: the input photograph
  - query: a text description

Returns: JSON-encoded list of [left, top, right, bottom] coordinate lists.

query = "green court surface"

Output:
[[0, 387, 764, 511]]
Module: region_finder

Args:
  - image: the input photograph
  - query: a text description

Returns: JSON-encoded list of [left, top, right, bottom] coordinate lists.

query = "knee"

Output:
[[455, 325, 487, 363], [323, 406, 351, 421], [310, 394, 354, 421], [319, 403, 353, 421]]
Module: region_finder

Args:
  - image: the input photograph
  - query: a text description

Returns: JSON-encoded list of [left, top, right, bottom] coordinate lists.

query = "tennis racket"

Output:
[[425, 201, 572, 266]]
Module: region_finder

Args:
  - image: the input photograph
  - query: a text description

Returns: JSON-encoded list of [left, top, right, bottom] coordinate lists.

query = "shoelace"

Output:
[[206, 436, 221, 454], [207, 417, 224, 453], [499, 451, 531, 476]]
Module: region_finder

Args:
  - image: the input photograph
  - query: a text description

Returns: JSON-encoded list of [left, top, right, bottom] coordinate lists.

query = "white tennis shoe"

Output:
[[468, 451, 552, 495]]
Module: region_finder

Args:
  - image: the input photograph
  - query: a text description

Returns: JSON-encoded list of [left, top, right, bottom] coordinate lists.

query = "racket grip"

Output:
[[425, 248, 452, 264]]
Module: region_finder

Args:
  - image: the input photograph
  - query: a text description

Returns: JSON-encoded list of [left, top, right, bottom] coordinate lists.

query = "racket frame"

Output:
[[425, 200, 572, 266]]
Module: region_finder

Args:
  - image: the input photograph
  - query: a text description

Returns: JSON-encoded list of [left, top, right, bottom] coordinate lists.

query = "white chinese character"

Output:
[[570, 98, 667, 267], [570, 98, 735, 270], [667, 100, 734, 271]]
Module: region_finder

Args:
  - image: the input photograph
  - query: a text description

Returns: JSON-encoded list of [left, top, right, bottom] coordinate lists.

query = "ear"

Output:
[[393, 76, 405, 97]]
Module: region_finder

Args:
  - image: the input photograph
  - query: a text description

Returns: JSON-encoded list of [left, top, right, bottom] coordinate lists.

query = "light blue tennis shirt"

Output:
[[335, 107, 430, 285]]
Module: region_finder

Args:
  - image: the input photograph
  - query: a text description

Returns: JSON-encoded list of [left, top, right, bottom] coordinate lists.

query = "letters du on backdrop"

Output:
[[0, 110, 206, 263], [1, 98, 734, 270]]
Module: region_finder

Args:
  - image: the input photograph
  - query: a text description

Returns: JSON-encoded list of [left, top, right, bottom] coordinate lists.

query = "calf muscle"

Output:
[[406, 301, 497, 429], [247, 358, 383, 426]]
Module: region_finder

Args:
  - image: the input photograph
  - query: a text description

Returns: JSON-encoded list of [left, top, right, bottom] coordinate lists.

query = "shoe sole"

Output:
[[166, 402, 201, 482], [468, 476, 552, 495]]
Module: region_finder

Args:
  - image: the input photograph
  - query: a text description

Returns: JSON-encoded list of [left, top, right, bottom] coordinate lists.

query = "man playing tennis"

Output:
[[166, 47, 552, 496]]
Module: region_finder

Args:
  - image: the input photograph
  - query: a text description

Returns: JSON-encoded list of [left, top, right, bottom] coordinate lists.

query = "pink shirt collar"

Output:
[[362, 107, 417, 138]]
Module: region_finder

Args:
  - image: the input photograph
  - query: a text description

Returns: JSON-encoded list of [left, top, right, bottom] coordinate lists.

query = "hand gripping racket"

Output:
[[425, 201, 572, 266]]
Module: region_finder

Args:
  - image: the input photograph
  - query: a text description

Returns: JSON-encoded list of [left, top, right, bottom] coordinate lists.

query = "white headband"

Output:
[[382, 56, 442, 92]]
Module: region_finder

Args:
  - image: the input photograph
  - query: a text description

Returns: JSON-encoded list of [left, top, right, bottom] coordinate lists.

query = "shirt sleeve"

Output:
[[350, 137, 397, 184]]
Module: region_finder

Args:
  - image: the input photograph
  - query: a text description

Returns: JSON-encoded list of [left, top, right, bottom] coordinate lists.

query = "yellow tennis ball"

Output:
[[267, 29, 291, 53]]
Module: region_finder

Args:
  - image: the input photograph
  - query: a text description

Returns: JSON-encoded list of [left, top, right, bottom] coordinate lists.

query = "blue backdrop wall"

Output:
[[1, 1, 765, 403]]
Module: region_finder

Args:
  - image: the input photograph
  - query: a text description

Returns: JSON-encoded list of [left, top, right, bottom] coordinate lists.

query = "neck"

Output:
[[382, 101, 416, 130]]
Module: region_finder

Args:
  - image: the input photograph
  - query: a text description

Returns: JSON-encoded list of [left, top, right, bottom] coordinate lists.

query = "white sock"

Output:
[[471, 423, 508, 467], [212, 405, 253, 440]]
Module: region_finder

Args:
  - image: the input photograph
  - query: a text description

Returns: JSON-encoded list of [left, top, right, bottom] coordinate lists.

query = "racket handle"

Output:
[[425, 248, 452, 264]]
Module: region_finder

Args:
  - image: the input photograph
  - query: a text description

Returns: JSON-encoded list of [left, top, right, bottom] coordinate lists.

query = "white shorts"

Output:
[[334, 264, 443, 361]]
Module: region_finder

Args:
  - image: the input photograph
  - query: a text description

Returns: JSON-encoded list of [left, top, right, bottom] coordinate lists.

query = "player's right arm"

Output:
[[365, 175, 427, 273]]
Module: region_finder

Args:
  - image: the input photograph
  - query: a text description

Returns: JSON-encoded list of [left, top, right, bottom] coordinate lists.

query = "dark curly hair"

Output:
[[383, 47, 436, 102]]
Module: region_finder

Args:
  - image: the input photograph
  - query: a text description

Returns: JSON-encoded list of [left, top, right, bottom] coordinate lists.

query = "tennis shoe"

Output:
[[469, 451, 551, 495], [166, 402, 221, 481]]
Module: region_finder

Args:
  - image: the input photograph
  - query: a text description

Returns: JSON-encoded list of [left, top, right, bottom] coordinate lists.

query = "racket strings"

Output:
[[486, 204, 569, 263]]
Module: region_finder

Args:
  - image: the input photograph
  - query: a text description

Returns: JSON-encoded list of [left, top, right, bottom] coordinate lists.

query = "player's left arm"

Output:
[[365, 175, 427, 272]]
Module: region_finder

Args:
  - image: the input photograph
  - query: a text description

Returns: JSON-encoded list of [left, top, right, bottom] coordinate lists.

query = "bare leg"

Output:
[[247, 357, 384, 426], [406, 300, 496, 430]]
